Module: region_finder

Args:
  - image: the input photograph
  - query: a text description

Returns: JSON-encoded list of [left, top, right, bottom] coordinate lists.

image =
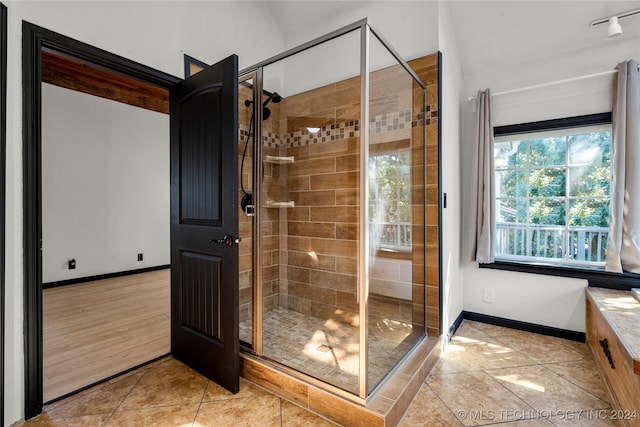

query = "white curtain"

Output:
[[606, 60, 640, 273], [469, 89, 495, 263]]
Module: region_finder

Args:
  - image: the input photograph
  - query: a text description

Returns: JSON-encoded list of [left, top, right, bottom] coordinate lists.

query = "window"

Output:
[[494, 115, 611, 268], [369, 148, 412, 251]]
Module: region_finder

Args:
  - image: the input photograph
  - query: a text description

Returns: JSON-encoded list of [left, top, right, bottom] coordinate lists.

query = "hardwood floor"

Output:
[[43, 269, 170, 402]]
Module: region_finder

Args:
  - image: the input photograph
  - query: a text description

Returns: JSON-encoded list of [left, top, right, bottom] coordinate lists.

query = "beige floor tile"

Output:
[[399, 383, 463, 427], [486, 365, 610, 413], [46, 372, 143, 418], [104, 404, 199, 427], [432, 335, 536, 375], [490, 330, 589, 364], [21, 413, 112, 426], [280, 400, 338, 426], [427, 371, 533, 426], [194, 395, 281, 427], [118, 361, 208, 410], [544, 360, 611, 404], [462, 321, 518, 338], [452, 321, 494, 341], [550, 411, 623, 426], [202, 378, 270, 402], [430, 343, 482, 375]]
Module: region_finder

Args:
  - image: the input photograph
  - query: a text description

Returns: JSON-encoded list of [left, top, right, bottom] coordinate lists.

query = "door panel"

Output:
[[180, 85, 223, 224], [179, 251, 221, 339], [170, 54, 239, 393]]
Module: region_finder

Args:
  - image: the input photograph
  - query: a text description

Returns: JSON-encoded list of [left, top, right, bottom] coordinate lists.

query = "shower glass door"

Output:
[[260, 29, 363, 394]]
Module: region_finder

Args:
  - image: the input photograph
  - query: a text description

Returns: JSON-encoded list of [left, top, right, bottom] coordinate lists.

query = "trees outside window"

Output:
[[369, 149, 411, 251]]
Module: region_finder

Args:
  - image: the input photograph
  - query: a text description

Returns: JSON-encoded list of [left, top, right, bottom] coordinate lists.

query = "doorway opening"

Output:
[[22, 21, 180, 418], [40, 48, 173, 402]]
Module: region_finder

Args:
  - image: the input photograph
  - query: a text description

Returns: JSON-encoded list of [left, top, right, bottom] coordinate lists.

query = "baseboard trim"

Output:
[[446, 311, 465, 344], [43, 265, 170, 289], [463, 311, 586, 343], [43, 353, 171, 405]]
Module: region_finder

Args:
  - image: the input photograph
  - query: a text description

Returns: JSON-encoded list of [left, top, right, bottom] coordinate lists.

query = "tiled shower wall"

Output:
[[238, 52, 440, 337], [408, 54, 440, 337], [238, 86, 282, 328]]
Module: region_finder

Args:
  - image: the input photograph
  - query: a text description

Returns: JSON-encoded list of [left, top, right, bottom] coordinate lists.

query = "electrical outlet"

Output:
[[482, 288, 494, 303], [137, 253, 143, 262], [68, 259, 76, 270]]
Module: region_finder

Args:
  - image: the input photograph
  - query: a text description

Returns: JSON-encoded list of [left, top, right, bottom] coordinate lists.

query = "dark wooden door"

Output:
[[170, 54, 239, 393]]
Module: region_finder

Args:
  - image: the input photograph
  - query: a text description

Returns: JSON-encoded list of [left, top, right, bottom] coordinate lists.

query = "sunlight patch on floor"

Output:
[[495, 374, 545, 393]]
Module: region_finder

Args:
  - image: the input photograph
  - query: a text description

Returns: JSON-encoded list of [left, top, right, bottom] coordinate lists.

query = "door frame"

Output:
[[22, 22, 180, 419], [1, 4, 7, 426]]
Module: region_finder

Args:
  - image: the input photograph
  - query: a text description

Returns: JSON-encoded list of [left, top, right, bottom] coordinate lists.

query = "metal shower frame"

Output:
[[238, 18, 427, 402]]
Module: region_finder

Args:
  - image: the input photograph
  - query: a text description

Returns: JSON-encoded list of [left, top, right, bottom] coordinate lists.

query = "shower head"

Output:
[[244, 91, 282, 120], [263, 92, 282, 106]]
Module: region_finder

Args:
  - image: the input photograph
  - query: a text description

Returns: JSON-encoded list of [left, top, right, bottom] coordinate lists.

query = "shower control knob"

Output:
[[210, 235, 242, 247]]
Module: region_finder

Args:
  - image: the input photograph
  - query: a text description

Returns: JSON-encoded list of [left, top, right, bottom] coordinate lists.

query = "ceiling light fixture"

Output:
[[307, 127, 320, 134], [590, 8, 640, 40], [606, 17, 623, 39]]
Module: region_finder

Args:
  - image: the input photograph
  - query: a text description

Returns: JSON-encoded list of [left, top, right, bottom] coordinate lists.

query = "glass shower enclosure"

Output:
[[237, 19, 427, 400]]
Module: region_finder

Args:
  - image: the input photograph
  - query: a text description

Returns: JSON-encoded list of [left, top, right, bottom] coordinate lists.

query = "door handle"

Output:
[[210, 235, 242, 247]]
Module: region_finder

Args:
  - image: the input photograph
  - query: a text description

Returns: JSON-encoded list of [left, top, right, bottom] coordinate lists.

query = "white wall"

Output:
[[437, 1, 464, 337], [41, 83, 169, 283], [266, 1, 439, 97], [460, 23, 640, 333], [280, 1, 439, 62], [4, 2, 285, 424]]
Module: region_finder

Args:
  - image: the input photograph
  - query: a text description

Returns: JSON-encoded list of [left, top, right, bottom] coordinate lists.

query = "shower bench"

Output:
[[586, 287, 640, 427]]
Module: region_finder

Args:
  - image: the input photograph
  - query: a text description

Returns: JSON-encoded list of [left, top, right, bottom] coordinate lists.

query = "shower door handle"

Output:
[[210, 235, 242, 247]]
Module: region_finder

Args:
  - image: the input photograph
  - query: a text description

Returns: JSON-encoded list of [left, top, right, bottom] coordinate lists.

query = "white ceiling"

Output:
[[264, 0, 640, 75]]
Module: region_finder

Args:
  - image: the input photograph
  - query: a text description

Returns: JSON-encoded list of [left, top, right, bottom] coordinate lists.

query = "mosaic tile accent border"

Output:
[[371, 109, 412, 135], [283, 120, 360, 148], [239, 106, 437, 149], [239, 126, 281, 149]]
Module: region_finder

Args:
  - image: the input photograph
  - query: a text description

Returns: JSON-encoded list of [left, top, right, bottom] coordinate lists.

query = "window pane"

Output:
[[530, 227, 565, 259], [529, 168, 565, 197], [570, 228, 608, 263], [529, 198, 565, 225], [569, 165, 610, 197], [494, 140, 524, 169], [568, 132, 610, 166], [369, 149, 412, 250], [398, 203, 410, 222], [496, 198, 528, 223], [529, 137, 566, 167], [497, 170, 527, 198], [569, 198, 610, 227]]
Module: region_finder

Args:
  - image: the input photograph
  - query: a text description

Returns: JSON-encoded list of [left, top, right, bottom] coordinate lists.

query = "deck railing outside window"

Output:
[[370, 221, 412, 250], [495, 222, 608, 266]]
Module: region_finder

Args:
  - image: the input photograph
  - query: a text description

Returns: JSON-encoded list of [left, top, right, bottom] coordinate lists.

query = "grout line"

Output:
[[480, 367, 539, 423], [189, 380, 210, 427], [421, 382, 464, 427], [101, 367, 146, 426]]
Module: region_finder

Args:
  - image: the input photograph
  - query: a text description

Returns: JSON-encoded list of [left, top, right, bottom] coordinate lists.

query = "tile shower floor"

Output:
[[17, 320, 618, 426], [240, 307, 416, 393]]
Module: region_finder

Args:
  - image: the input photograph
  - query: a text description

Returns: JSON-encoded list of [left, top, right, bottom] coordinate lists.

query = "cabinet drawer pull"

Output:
[[599, 338, 615, 369]]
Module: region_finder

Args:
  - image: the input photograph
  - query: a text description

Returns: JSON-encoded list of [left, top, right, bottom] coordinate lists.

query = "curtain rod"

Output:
[[467, 65, 640, 102]]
